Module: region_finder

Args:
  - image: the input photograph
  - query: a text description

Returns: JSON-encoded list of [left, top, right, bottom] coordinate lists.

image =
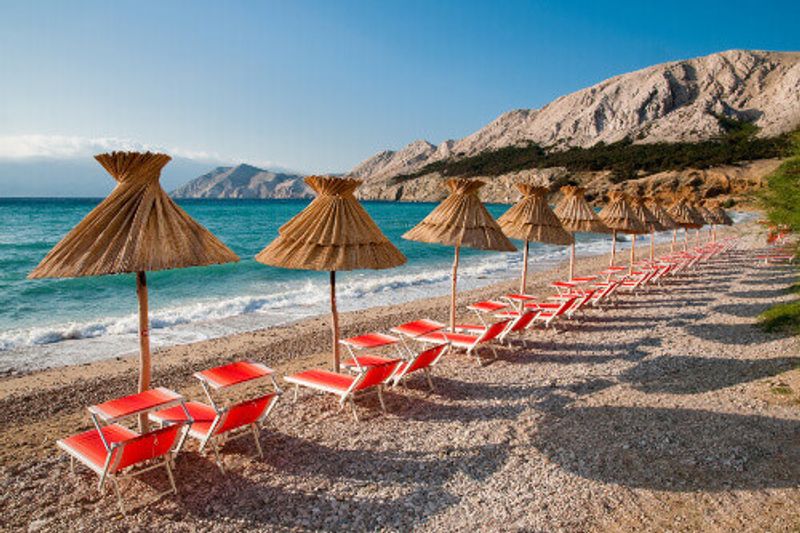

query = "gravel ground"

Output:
[[1, 225, 798, 532]]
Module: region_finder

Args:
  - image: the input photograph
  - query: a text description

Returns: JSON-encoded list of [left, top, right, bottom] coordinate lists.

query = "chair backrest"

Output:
[[511, 310, 538, 332], [405, 344, 447, 375], [354, 360, 400, 391], [477, 319, 511, 343], [111, 424, 182, 473], [554, 297, 577, 316], [213, 393, 276, 436]]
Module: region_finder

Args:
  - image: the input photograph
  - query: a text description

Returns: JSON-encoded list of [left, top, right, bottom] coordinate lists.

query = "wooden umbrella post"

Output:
[[650, 230, 655, 261], [629, 235, 636, 275], [610, 230, 617, 266], [450, 245, 460, 332], [683, 228, 688, 250], [569, 240, 576, 279], [520, 240, 530, 294], [671, 229, 676, 253], [330, 271, 340, 373], [136, 271, 151, 431]]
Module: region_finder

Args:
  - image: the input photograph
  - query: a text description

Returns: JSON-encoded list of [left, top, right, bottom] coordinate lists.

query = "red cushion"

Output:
[[195, 361, 272, 389], [391, 319, 445, 337], [57, 424, 137, 471], [90, 388, 181, 420], [341, 332, 399, 349], [285, 369, 356, 392], [150, 401, 217, 438], [420, 331, 478, 347], [343, 354, 397, 368]]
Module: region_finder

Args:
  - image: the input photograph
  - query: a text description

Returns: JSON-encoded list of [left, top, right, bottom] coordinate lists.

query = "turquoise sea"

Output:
[[0, 198, 720, 372]]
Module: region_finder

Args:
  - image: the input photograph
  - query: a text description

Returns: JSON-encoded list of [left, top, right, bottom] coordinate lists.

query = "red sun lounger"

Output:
[[417, 319, 511, 365], [526, 295, 578, 330], [352, 343, 450, 391], [284, 359, 402, 421], [149, 361, 281, 472], [58, 387, 190, 513]]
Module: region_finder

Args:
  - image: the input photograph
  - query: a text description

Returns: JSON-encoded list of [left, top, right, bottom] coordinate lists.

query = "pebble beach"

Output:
[[1, 222, 798, 532]]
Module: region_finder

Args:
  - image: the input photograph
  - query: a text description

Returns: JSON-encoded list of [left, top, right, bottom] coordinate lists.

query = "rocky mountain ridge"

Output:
[[348, 50, 800, 189]]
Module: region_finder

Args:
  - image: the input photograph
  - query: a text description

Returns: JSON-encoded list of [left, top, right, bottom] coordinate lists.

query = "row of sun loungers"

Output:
[[56, 237, 740, 513]]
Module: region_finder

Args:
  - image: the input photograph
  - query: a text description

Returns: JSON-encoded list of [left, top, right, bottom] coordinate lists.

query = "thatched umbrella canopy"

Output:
[[598, 191, 647, 270], [668, 192, 704, 250], [498, 183, 573, 293], [256, 176, 406, 372], [404, 178, 515, 330], [709, 202, 734, 226], [646, 196, 680, 252], [630, 196, 665, 261], [554, 185, 609, 279], [29, 151, 239, 424], [645, 196, 678, 231]]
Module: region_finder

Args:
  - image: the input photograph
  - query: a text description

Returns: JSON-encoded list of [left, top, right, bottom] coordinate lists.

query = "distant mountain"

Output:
[[349, 50, 800, 188], [171, 164, 311, 199]]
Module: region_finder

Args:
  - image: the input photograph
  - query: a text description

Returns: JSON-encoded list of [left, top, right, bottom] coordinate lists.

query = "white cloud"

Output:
[[0, 134, 302, 174], [0, 134, 225, 163]]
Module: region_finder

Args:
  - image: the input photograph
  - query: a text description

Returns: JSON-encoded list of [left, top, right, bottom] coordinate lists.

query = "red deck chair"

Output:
[[149, 361, 281, 472], [343, 343, 449, 392], [392, 343, 448, 390], [526, 295, 578, 331], [57, 423, 184, 513], [492, 309, 539, 343], [284, 359, 401, 421], [417, 319, 511, 365]]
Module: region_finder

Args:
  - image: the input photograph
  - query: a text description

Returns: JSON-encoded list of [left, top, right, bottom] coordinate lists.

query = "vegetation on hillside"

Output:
[[392, 118, 792, 185], [758, 131, 800, 335]]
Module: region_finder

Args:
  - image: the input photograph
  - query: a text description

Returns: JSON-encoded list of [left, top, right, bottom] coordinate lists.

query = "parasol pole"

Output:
[[569, 239, 576, 279], [450, 245, 460, 332], [330, 271, 340, 373], [629, 235, 636, 275], [520, 240, 530, 294], [650, 230, 655, 260], [136, 271, 151, 431], [671, 229, 676, 253], [683, 228, 688, 251], [610, 230, 617, 266]]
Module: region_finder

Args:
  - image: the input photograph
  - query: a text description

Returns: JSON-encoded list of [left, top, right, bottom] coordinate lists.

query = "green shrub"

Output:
[[392, 118, 792, 185]]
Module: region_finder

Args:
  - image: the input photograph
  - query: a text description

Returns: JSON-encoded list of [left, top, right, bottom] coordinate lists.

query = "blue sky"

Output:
[[1, 0, 798, 176]]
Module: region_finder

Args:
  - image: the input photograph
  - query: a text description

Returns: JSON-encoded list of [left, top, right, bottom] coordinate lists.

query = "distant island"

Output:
[[171, 164, 312, 199]]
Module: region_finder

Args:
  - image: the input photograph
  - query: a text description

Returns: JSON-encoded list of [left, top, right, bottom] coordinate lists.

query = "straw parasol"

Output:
[[554, 185, 610, 279], [404, 178, 515, 330], [498, 183, 573, 294], [667, 191, 704, 250], [29, 151, 239, 426], [709, 202, 734, 226], [630, 196, 665, 261], [256, 176, 406, 372], [598, 191, 647, 272], [645, 196, 679, 252]]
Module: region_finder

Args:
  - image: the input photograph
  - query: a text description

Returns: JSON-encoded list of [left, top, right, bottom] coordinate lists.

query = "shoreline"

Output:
[[0, 222, 728, 373]]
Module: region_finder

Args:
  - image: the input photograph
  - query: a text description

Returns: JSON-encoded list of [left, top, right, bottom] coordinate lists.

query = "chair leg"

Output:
[[377, 386, 387, 413], [349, 398, 359, 422], [164, 458, 177, 495], [251, 424, 264, 459], [111, 478, 125, 515], [425, 369, 435, 392], [211, 439, 225, 474]]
